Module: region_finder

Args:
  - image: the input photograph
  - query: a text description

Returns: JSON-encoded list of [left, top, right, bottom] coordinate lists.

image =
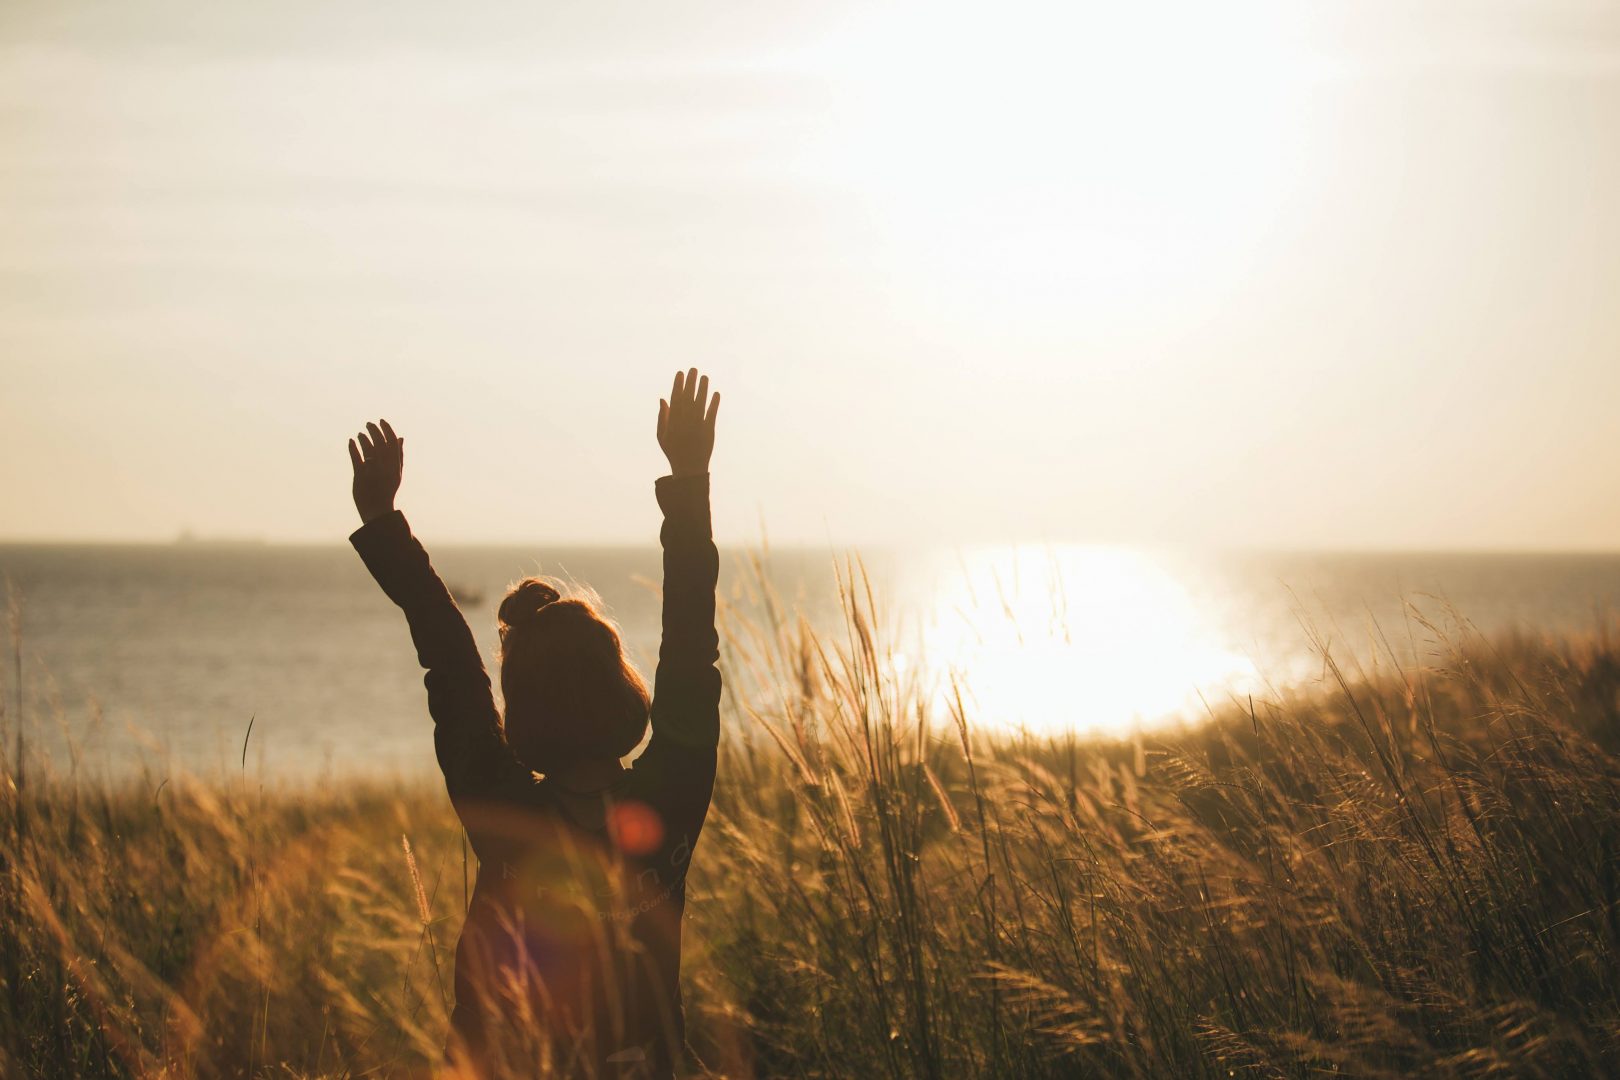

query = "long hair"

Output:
[[496, 577, 650, 772]]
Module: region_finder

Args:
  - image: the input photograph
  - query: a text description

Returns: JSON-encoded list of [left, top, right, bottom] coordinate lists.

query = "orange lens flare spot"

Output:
[[607, 801, 664, 857]]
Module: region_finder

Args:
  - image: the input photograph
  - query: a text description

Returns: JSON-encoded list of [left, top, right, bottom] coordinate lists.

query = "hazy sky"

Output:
[[3, 0, 1618, 548]]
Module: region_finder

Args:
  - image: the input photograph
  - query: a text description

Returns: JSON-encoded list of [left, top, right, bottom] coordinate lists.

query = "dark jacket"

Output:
[[351, 474, 721, 1078]]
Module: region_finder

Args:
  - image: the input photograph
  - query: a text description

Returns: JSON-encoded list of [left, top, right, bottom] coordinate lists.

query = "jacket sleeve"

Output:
[[349, 510, 536, 810], [630, 475, 722, 819]]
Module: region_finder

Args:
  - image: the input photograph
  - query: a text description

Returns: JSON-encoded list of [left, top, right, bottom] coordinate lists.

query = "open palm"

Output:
[[657, 368, 720, 478], [348, 419, 403, 525]]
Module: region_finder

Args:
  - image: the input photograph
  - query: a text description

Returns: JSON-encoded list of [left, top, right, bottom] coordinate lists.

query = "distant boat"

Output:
[[448, 582, 486, 607]]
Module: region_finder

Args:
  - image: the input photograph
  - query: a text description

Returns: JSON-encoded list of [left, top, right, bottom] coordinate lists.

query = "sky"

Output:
[[2, 0, 1618, 549]]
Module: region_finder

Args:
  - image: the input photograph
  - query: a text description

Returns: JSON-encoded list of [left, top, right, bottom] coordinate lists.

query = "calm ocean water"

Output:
[[2, 541, 1618, 781]]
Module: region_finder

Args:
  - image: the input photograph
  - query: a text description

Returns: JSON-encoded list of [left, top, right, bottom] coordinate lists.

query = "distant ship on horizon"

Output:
[[448, 581, 486, 607]]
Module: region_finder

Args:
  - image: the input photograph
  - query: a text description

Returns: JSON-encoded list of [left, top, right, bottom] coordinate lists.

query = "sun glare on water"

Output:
[[898, 546, 1260, 738]]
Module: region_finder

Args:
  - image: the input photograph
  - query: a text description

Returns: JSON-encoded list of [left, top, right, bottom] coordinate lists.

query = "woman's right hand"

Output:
[[657, 368, 720, 478], [348, 419, 404, 525]]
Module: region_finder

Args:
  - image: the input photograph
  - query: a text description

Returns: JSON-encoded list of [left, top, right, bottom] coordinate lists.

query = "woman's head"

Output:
[[497, 577, 650, 772]]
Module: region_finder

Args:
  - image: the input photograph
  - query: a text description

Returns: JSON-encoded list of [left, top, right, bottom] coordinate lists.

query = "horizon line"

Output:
[[2, 533, 1619, 559]]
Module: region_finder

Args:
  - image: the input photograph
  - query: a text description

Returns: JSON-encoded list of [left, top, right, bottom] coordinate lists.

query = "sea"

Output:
[[2, 541, 1618, 782]]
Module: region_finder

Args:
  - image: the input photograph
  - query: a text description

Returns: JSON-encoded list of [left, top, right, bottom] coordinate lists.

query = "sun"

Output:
[[784, 0, 1318, 319]]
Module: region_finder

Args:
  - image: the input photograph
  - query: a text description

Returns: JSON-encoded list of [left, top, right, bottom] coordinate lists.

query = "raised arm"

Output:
[[346, 420, 533, 811], [623, 370, 723, 863], [650, 370, 722, 748]]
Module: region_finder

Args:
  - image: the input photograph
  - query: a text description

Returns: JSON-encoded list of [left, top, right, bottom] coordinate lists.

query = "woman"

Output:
[[346, 370, 722, 1078]]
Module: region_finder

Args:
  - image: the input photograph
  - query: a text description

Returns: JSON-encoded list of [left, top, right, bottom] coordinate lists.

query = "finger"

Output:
[[705, 391, 720, 428], [657, 399, 668, 442], [366, 422, 384, 449], [671, 370, 685, 411], [687, 367, 700, 406], [348, 439, 363, 471], [696, 374, 709, 410], [396, 437, 404, 466], [379, 418, 397, 446], [357, 431, 375, 457]]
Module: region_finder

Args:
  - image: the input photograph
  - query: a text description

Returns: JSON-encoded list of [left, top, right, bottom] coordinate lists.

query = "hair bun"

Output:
[[498, 578, 562, 630]]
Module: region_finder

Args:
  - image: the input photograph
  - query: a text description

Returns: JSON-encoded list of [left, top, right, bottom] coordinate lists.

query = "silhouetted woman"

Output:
[[346, 370, 722, 1079]]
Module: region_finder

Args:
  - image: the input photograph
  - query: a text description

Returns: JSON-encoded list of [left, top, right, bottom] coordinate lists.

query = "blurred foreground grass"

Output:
[[2, 567, 1619, 1078]]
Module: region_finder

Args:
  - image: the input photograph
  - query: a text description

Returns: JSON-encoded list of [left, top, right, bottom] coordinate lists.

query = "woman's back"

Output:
[[345, 370, 723, 1079], [451, 756, 714, 1074]]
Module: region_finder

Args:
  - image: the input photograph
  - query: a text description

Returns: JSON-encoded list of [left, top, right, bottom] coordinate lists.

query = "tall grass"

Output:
[[2, 561, 1618, 1077]]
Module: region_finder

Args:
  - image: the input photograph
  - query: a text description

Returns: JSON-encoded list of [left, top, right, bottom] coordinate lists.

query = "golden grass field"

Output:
[[3, 563, 1619, 1078]]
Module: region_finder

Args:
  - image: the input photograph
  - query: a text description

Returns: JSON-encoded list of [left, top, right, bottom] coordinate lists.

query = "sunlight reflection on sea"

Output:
[[893, 546, 1262, 738]]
